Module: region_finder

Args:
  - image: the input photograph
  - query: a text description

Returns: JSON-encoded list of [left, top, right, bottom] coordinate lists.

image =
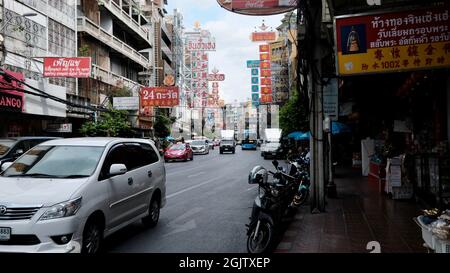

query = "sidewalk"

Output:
[[275, 168, 426, 253]]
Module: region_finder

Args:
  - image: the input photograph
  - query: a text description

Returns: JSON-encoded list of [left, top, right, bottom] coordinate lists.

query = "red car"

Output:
[[164, 143, 194, 162]]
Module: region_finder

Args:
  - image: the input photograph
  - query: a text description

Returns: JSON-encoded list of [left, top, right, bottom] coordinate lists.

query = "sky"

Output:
[[166, 0, 285, 104]]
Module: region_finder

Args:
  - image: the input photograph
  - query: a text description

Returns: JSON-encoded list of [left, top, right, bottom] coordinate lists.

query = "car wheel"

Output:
[[220, 150, 223, 154], [142, 197, 160, 228], [191, 155, 194, 161], [81, 218, 103, 254]]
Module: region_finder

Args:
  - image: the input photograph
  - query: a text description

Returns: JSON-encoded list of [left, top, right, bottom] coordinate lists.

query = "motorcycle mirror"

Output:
[[272, 160, 279, 168]]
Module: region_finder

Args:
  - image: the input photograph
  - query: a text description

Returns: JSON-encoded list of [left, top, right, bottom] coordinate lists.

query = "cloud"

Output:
[[168, 0, 285, 103]]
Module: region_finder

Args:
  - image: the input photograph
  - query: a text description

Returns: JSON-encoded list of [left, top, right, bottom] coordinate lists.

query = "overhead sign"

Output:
[[247, 60, 260, 68], [252, 32, 277, 42], [140, 87, 179, 107], [335, 7, 450, 75], [260, 94, 273, 103], [0, 70, 24, 113], [113, 97, 139, 110], [260, 61, 271, 69], [217, 0, 298, 16], [43, 57, 91, 78], [259, 44, 270, 52], [207, 74, 225, 81], [251, 77, 259, 84]]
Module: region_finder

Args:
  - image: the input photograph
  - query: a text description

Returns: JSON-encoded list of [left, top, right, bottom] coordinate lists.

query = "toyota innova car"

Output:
[[0, 138, 166, 253]]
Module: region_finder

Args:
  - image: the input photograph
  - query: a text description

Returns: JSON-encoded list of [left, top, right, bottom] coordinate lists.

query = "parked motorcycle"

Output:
[[246, 160, 299, 253], [288, 152, 311, 207]]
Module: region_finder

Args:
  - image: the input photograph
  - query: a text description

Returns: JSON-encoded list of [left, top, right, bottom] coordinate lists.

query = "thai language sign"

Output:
[[335, 7, 450, 75], [251, 32, 277, 42], [186, 38, 216, 51], [43, 57, 91, 78], [140, 87, 179, 107], [0, 70, 24, 113]]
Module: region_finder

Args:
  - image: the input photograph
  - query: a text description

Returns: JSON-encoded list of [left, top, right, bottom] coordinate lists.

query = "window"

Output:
[[141, 144, 160, 165]]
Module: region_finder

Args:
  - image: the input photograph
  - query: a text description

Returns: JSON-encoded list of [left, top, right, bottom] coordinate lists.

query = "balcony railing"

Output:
[[77, 17, 151, 69], [98, 0, 151, 44], [91, 64, 143, 95]]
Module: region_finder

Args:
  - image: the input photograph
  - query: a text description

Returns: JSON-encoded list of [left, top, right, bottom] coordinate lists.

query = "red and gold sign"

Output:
[[261, 78, 272, 86], [251, 32, 277, 42], [140, 87, 179, 108], [260, 69, 272, 77], [260, 94, 273, 103], [336, 7, 450, 75], [260, 61, 271, 69], [261, 86, 272, 94], [260, 53, 271, 61], [259, 44, 270, 52]]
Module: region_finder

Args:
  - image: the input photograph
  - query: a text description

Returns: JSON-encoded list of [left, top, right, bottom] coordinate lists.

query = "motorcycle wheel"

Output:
[[246, 220, 274, 253], [293, 190, 310, 206]]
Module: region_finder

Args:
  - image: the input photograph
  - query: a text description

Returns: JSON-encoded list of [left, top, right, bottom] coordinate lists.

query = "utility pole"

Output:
[[307, 0, 325, 213]]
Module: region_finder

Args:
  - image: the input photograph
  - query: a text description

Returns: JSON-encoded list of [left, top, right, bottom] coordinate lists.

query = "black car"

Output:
[[0, 137, 59, 169], [220, 139, 236, 154]]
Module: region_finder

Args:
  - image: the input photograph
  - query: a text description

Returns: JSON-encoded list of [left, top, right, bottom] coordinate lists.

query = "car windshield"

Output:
[[1, 145, 105, 178], [0, 140, 15, 157], [192, 141, 205, 145], [170, 144, 185, 150], [222, 140, 233, 145]]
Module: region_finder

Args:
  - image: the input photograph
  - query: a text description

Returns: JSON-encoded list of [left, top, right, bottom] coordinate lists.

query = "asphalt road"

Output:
[[105, 146, 275, 253]]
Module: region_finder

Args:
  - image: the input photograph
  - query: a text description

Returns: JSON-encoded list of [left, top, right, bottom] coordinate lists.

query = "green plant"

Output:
[[279, 87, 309, 135], [80, 109, 133, 137], [79, 45, 90, 57], [153, 114, 175, 138]]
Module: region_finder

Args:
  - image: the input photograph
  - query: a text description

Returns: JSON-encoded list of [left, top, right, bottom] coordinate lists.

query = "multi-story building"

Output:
[[0, 0, 77, 137], [76, 0, 154, 133]]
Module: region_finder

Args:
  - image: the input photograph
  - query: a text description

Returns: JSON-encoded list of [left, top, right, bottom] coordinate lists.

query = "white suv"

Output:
[[0, 138, 166, 253]]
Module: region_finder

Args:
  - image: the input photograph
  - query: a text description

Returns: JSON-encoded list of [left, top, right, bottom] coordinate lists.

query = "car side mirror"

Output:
[[109, 164, 127, 176], [14, 149, 24, 156], [272, 160, 279, 168], [1, 162, 13, 172]]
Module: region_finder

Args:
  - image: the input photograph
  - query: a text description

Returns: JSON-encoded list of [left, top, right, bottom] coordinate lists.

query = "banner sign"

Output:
[[252, 77, 259, 84], [252, 32, 277, 42], [43, 57, 91, 78], [252, 85, 260, 92], [46, 123, 72, 133], [186, 38, 216, 52], [247, 60, 261, 68], [251, 68, 259, 76], [207, 74, 225, 81], [0, 70, 24, 113], [335, 7, 450, 75], [140, 87, 179, 107]]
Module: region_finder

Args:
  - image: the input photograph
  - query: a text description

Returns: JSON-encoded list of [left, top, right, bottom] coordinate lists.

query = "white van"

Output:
[[0, 138, 166, 253]]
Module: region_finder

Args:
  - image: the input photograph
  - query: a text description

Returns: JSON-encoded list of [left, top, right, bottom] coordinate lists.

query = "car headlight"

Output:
[[39, 197, 82, 221]]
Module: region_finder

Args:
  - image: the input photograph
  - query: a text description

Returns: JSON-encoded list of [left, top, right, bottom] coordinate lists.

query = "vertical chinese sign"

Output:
[[247, 60, 261, 107], [259, 44, 273, 103], [335, 7, 450, 75]]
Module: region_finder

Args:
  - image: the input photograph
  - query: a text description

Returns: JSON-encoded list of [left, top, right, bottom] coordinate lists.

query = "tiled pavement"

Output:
[[275, 168, 426, 253]]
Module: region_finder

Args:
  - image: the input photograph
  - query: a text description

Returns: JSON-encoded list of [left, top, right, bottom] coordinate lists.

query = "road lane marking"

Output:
[[187, 171, 206, 178], [166, 177, 221, 199]]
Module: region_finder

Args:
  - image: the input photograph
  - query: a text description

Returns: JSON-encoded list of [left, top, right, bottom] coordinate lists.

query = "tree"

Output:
[[80, 109, 133, 137], [279, 88, 309, 135], [153, 115, 176, 138]]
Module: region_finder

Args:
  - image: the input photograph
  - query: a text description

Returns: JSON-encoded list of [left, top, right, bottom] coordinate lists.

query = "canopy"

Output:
[[287, 131, 304, 140], [332, 122, 351, 135]]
